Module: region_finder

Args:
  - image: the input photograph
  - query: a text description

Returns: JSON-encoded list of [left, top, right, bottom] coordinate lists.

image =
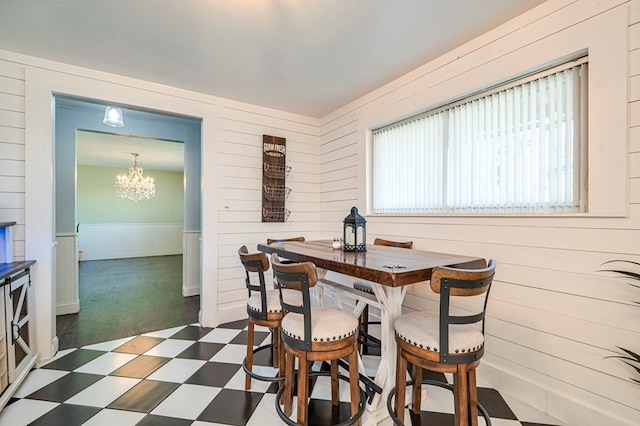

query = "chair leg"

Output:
[[331, 359, 339, 405], [395, 348, 407, 424], [272, 326, 280, 369], [348, 343, 361, 426], [411, 365, 423, 415], [278, 328, 286, 382], [245, 320, 255, 390], [468, 368, 479, 426], [454, 364, 470, 426], [297, 351, 309, 425], [359, 304, 370, 354], [283, 350, 294, 416]]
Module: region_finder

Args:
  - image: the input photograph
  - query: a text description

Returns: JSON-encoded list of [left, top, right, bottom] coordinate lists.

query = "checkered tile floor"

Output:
[[0, 320, 565, 425]]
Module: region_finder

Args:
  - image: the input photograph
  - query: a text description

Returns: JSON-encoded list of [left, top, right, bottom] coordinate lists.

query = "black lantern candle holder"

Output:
[[343, 206, 366, 252]]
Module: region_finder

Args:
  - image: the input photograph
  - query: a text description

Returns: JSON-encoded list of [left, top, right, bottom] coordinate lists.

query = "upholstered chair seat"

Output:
[[394, 312, 484, 355], [247, 288, 302, 314], [281, 306, 358, 344], [352, 281, 374, 294]]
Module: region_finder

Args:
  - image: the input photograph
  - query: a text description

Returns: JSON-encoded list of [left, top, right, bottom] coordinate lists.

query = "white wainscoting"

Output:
[[55, 233, 79, 315], [78, 223, 183, 261], [182, 231, 201, 297]]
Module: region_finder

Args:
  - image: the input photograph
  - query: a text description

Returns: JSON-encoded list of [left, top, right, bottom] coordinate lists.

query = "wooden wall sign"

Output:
[[262, 135, 290, 222]]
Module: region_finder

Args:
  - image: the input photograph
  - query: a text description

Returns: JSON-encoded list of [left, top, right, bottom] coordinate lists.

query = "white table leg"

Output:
[[314, 273, 407, 425], [367, 283, 407, 423]]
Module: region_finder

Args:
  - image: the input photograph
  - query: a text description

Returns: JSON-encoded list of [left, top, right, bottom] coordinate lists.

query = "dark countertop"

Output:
[[0, 222, 17, 228], [0, 260, 36, 281]]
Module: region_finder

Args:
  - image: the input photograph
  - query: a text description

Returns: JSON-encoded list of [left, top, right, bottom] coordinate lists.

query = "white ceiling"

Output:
[[77, 130, 184, 172], [0, 0, 546, 118]]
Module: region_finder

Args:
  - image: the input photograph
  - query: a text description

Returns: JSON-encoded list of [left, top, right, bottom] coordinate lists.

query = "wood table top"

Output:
[[257, 239, 482, 287]]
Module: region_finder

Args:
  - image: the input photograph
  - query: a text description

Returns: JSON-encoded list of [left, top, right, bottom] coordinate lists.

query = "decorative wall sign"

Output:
[[262, 135, 290, 222]]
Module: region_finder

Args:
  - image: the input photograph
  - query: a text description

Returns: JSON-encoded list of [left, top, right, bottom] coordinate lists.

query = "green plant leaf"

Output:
[[599, 269, 640, 281], [601, 260, 640, 268], [600, 262, 640, 384]]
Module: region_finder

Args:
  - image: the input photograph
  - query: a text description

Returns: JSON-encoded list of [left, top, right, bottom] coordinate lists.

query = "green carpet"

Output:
[[56, 255, 200, 350]]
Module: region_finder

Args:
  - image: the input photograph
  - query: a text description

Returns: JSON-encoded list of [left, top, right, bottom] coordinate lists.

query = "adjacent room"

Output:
[[56, 129, 198, 349]]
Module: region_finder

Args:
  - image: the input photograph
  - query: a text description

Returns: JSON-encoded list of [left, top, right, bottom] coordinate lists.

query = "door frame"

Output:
[[25, 67, 220, 362]]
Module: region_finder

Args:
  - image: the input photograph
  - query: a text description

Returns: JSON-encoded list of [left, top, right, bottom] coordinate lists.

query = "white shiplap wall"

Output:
[[1, 0, 638, 423], [0, 61, 25, 261], [319, 1, 639, 425], [215, 103, 321, 323], [0, 49, 322, 355]]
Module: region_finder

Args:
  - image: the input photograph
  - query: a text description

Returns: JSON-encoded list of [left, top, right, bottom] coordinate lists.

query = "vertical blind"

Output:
[[373, 60, 588, 214]]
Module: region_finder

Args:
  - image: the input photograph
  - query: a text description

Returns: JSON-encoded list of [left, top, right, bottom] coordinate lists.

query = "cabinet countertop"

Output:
[[0, 261, 36, 281]]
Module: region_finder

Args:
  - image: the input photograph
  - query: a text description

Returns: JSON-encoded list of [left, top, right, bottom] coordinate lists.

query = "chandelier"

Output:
[[115, 153, 156, 202]]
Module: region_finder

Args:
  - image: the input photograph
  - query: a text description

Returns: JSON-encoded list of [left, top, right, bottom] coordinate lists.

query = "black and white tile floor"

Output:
[[0, 320, 566, 426]]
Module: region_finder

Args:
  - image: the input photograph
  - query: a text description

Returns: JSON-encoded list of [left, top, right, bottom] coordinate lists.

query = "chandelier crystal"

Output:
[[115, 153, 155, 202]]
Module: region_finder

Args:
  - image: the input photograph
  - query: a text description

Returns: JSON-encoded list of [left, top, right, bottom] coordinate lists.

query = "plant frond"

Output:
[[598, 269, 640, 281], [621, 361, 640, 376], [601, 260, 640, 268], [600, 263, 640, 384], [616, 347, 640, 361]]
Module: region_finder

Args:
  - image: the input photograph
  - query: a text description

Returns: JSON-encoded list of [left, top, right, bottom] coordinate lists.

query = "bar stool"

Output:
[[353, 238, 413, 354], [388, 259, 496, 426], [238, 246, 302, 389], [267, 236, 306, 245], [270, 253, 365, 426], [266, 237, 305, 288]]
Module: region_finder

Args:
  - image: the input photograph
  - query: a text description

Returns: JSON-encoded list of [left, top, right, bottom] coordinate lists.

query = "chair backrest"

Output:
[[270, 253, 317, 350], [430, 259, 496, 364], [266, 236, 306, 245], [373, 238, 413, 249], [270, 253, 317, 292], [238, 245, 270, 318]]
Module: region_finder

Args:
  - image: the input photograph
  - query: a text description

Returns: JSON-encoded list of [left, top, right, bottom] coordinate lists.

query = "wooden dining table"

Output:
[[257, 239, 483, 425]]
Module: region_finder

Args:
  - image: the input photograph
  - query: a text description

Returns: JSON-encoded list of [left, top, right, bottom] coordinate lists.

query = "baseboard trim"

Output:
[[82, 250, 183, 261], [56, 301, 79, 315], [50, 337, 59, 361], [480, 358, 637, 425], [182, 285, 200, 297], [217, 303, 246, 326]]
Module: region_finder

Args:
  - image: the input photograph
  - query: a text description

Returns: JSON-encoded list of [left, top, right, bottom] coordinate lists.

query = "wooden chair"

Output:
[[271, 253, 364, 426], [266, 237, 305, 288], [266, 236, 306, 245], [238, 246, 302, 390], [353, 238, 413, 354], [390, 259, 496, 425]]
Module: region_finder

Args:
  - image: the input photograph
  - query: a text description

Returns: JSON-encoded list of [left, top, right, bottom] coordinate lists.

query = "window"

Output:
[[372, 58, 588, 215]]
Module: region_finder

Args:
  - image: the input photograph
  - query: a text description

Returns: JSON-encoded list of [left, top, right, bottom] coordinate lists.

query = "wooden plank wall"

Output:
[[319, 1, 639, 425], [0, 52, 322, 325], [0, 60, 25, 261], [215, 103, 321, 322], [1, 1, 637, 423]]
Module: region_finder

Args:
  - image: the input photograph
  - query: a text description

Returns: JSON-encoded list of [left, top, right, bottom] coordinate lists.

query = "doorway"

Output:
[[24, 67, 219, 362], [53, 97, 203, 349]]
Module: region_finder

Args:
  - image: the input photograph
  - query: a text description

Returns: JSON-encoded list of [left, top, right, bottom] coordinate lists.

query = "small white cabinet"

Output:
[[0, 222, 38, 411], [0, 261, 37, 410]]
